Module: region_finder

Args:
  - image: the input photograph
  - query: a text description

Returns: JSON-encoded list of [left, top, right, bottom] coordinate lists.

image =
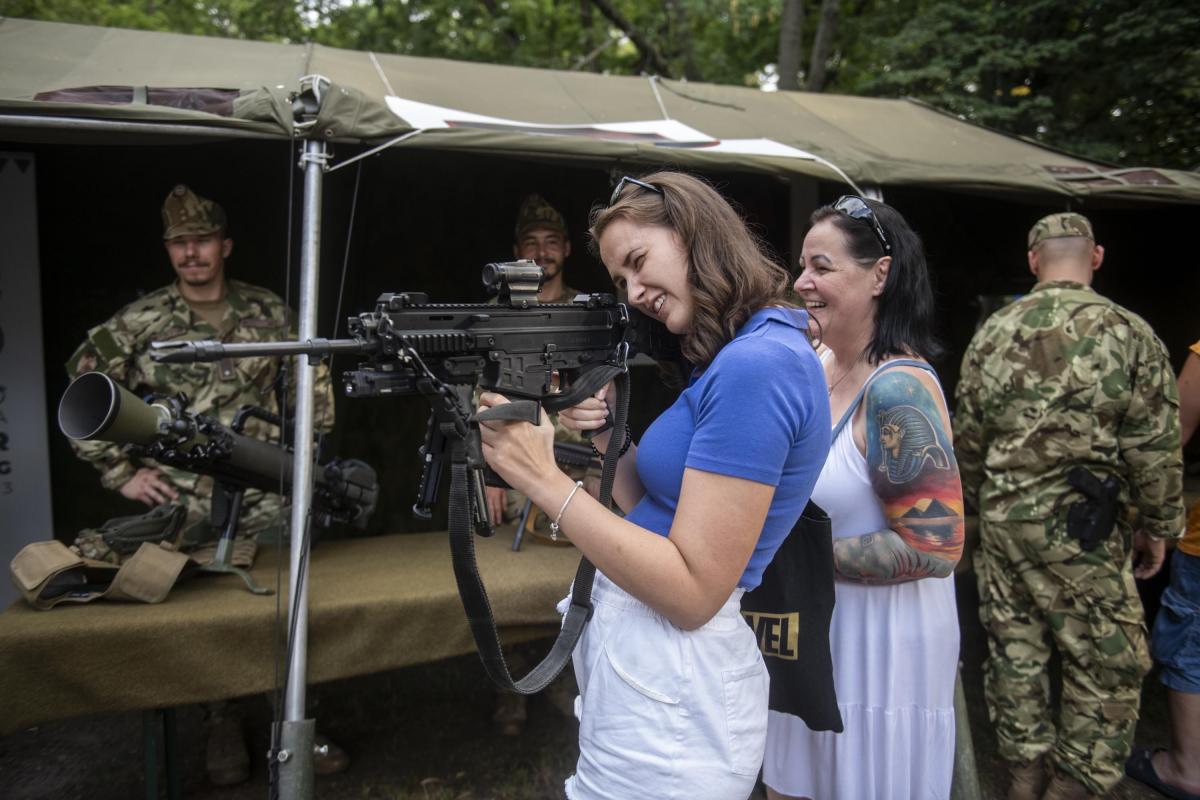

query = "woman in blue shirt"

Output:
[[479, 171, 830, 799]]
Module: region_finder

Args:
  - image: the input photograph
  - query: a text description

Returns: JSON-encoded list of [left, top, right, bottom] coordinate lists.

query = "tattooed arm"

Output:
[[833, 368, 966, 584]]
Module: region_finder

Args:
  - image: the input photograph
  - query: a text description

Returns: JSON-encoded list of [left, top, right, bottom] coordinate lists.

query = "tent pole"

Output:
[[0, 114, 282, 140], [274, 133, 328, 800]]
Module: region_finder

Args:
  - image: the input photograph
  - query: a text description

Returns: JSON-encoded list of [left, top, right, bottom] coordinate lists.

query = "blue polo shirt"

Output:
[[626, 307, 831, 589]]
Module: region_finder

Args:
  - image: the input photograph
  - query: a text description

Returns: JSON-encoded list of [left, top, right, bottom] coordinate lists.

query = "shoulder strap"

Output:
[[830, 358, 937, 441], [449, 368, 629, 695]]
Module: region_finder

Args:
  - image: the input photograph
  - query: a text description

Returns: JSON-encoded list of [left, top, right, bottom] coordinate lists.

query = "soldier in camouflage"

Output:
[[954, 212, 1184, 800], [64, 185, 345, 784], [487, 194, 594, 738], [483, 193, 601, 532], [65, 184, 335, 544]]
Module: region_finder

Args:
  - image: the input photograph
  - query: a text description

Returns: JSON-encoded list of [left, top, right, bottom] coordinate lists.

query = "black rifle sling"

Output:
[[448, 365, 629, 694]]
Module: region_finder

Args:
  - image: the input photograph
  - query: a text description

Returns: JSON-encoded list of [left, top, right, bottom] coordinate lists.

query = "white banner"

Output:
[[0, 152, 53, 608], [385, 96, 823, 161]]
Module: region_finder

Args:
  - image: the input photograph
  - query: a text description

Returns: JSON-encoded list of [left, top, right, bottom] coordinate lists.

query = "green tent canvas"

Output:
[[1, 16, 1196, 204]]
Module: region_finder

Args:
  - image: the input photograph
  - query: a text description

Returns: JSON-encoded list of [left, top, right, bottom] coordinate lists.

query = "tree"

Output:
[[777, 0, 804, 91], [6, 0, 1196, 169], [586, 0, 672, 76], [851, 0, 1200, 169], [0, 0, 307, 41], [805, 0, 839, 91]]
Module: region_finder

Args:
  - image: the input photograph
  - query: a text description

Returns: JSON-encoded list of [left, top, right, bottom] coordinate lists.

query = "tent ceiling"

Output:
[[1, 17, 1196, 204]]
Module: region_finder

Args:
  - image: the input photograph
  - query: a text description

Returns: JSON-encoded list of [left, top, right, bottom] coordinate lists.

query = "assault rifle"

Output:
[[150, 261, 675, 692], [59, 371, 379, 593]]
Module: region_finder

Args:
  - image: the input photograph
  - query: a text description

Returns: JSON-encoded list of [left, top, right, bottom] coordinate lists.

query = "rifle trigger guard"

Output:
[[474, 400, 541, 426]]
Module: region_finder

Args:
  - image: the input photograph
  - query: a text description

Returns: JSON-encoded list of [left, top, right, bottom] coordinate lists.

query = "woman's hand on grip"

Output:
[[478, 391, 560, 498]]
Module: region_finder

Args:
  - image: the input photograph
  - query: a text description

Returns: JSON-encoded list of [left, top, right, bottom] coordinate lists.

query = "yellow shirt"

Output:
[[1183, 341, 1200, 556]]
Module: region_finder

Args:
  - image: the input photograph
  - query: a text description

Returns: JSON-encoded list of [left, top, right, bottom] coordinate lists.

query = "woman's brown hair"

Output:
[[589, 171, 795, 369]]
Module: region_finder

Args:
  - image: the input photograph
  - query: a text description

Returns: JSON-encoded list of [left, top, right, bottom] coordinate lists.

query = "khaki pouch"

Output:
[[10, 540, 197, 610]]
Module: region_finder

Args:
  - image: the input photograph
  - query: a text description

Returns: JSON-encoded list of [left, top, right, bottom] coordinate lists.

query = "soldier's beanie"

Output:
[[514, 194, 567, 240], [1027, 212, 1094, 250], [162, 184, 227, 240]]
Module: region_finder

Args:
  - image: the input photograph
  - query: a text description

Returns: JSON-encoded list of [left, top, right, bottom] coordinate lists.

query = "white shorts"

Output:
[[559, 572, 768, 800]]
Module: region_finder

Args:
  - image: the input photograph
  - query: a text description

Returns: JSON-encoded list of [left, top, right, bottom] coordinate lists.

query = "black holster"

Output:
[[1065, 467, 1121, 551]]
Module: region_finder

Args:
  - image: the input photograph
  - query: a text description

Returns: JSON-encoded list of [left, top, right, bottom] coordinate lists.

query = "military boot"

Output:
[[205, 714, 250, 786], [1008, 755, 1048, 800], [1041, 767, 1098, 800], [493, 692, 527, 737], [312, 733, 350, 776]]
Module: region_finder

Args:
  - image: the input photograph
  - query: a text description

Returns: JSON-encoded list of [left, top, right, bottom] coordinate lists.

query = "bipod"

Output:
[[200, 482, 272, 595], [196, 403, 285, 595]]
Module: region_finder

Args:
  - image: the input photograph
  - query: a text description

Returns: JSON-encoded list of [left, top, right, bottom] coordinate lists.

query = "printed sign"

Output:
[[0, 152, 54, 608]]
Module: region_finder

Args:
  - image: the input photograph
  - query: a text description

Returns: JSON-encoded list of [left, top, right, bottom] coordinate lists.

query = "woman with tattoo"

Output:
[[478, 172, 830, 799], [763, 196, 965, 799]]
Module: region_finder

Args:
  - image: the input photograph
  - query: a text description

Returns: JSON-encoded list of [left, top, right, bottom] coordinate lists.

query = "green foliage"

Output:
[[4, 0, 1197, 168], [306, 0, 780, 87], [0, 0, 309, 41], [843, 0, 1200, 169]]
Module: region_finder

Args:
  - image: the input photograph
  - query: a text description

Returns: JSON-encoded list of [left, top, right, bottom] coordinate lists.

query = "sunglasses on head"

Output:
[[609, 176, 664, 207], [833, 195, 891, 255]]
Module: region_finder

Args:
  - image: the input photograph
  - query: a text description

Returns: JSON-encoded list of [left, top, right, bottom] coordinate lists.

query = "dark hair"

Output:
[[589, 171, 795, 369], [810, 199, 941, 364]]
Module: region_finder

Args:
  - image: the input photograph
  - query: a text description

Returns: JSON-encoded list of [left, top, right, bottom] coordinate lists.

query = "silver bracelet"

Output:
[[550, 480, 584, 542]]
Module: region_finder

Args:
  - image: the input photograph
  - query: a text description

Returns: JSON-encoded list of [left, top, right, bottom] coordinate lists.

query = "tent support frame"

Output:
[[271, 77, 330, 800], [0, 114, 282, 140]]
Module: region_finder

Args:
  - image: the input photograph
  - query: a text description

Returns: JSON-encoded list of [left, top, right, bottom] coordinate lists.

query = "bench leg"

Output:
[[951, 665, 983, 800], [142, 707, 181, 800], [142, 710, 160, 800], [163, 707, 181, 800]]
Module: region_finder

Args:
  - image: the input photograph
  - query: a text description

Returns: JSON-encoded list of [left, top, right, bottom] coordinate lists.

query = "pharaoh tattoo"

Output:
[[833, 370, 965, 583]]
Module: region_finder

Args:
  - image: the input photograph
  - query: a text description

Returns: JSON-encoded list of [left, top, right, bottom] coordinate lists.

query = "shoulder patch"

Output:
[[87, 326, 124, 362], [241, 317, 287, 330]]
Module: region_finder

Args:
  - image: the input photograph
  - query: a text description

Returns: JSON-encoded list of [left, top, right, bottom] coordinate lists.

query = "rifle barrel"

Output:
[[150, 338, 370, 363]]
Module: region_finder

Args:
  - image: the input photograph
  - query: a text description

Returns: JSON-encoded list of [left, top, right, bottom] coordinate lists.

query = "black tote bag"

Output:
[[741, 500, 843, 732], [741, 359, 937, 733]]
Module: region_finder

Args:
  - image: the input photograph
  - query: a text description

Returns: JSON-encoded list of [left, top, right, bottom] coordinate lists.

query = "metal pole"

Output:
[[0, 114, 284, 140], [275, 134, 327, 800]]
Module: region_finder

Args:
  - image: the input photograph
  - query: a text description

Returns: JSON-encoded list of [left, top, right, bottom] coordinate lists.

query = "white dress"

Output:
[[763, 362, 959, 799]]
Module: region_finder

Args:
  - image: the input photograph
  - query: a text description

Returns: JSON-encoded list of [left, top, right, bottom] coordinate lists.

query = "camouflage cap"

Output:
[[514, 193, 567, 240], [162, 184, 226, 240], [1027, 212, 1094, 250]]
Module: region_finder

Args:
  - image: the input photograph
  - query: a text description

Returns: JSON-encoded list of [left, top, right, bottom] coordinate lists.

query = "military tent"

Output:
[[1, 16, 1198, 203], [0, 16, 1196, 551]]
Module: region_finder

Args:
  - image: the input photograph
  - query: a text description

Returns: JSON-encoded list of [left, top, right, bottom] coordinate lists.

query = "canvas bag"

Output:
[[741, 357, 937, 732], [741, 500, 842, 732]]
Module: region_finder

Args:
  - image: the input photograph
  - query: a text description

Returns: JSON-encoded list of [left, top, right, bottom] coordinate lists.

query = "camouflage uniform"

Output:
[[954, 214, 1184, 795], [65, 186, 334, 542]]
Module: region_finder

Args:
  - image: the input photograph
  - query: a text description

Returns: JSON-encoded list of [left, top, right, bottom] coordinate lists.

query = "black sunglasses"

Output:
[[833, 195, 891, 255], [609, 176, 664, 206]]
